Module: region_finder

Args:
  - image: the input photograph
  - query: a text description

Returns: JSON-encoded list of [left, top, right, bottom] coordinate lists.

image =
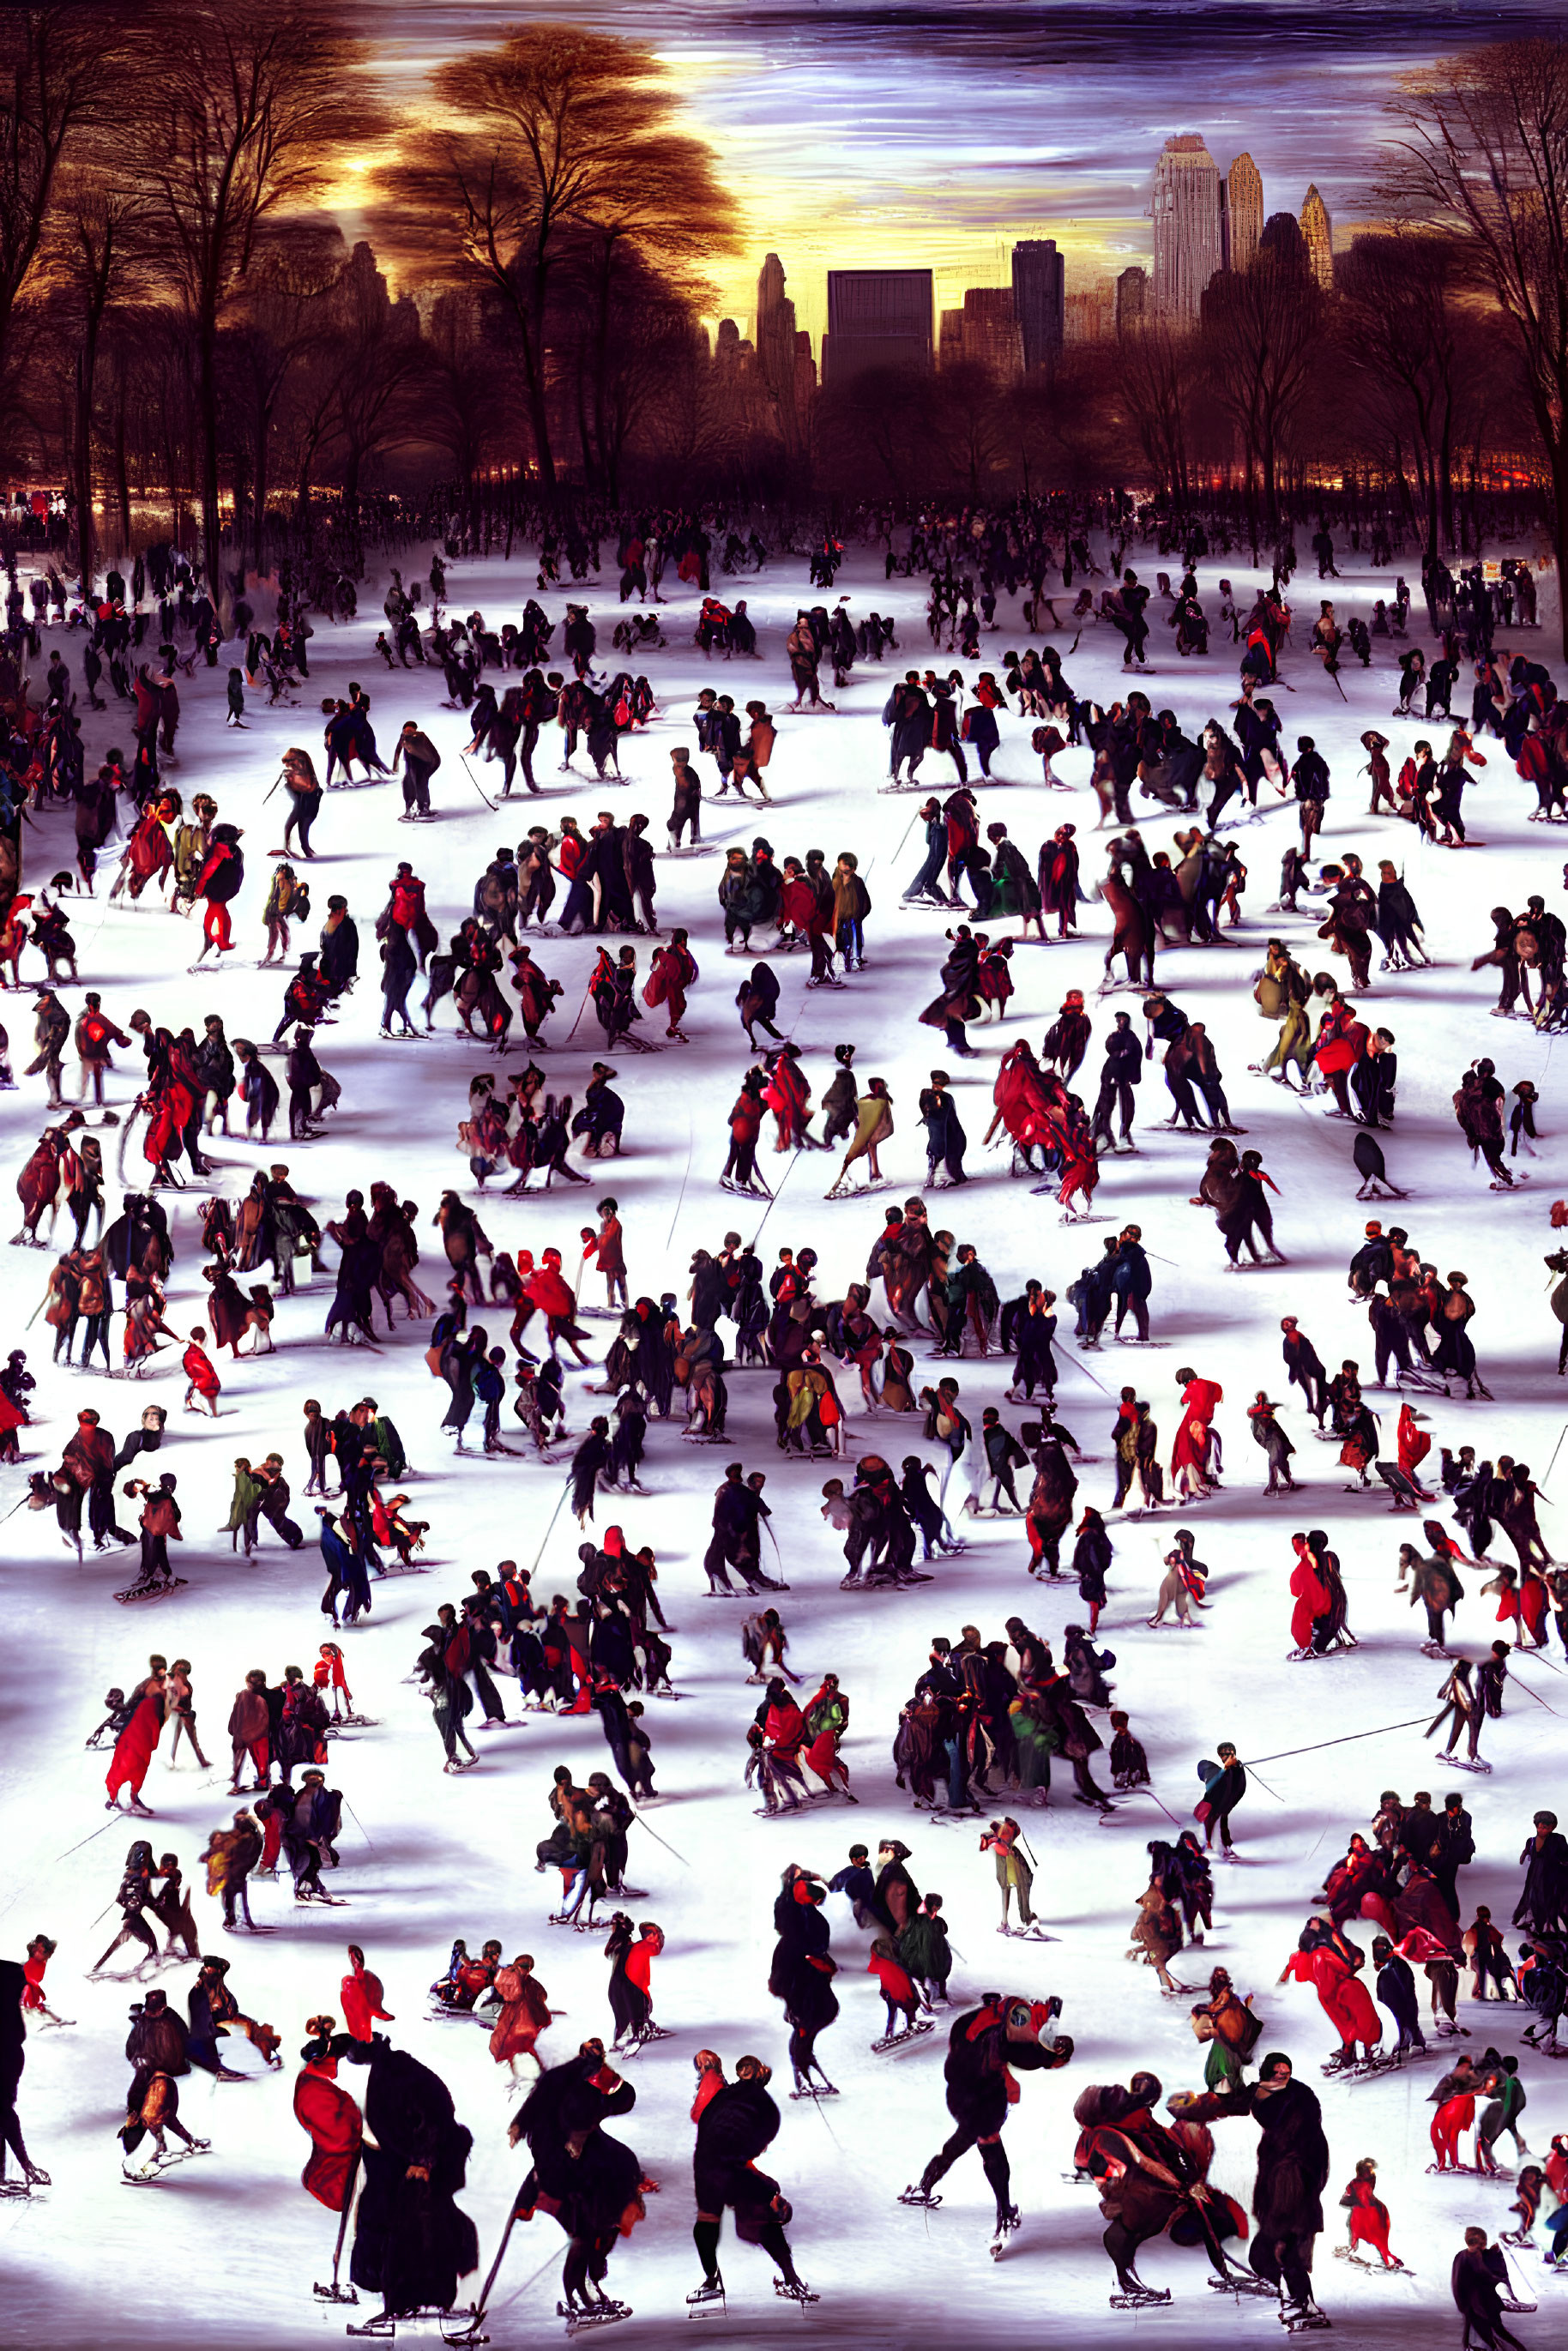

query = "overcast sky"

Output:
[[360, 1, 1562, 338]]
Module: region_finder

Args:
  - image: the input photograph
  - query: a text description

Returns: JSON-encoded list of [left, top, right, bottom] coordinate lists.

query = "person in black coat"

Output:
[[338, 2035, 479, 2322], [902, 1994, 1073, 2232], [1514, 1810, 1568, 1935], [691, 2056, 812, 2305], [1175, 2052, 1330, 2326], [507, 2041, 642, 2322], [319, 897, 359, 994], [1370, 1935, 1426, 2058], [769, 1870, 840, 2098], [919, 1070, 968, 1185], [1092, 1011, 1142, 1154], [1452, 2227, 1529, 2351], [0, 1957, 46, 2194], [737, 961, 782, 1049]]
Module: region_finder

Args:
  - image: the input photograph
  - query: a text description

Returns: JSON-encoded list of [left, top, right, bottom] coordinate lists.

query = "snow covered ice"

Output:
[[3, 534, 1566, 2349]]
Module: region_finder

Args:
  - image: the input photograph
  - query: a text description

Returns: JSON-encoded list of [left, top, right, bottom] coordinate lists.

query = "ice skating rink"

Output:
[[3, 536, 1565, 2349]]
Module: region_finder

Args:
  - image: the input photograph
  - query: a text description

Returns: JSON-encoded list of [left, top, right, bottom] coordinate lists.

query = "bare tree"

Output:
[[136, 4, 381, 600], [0, 4, 128, 426], [421, 289, 517, 540], [220, 222, 345, 580], [1335, 232, 1466, 557], [1384, 38, 1568, 650], [1118, 322, 1201, 509], [38, 165, 156, 594], [378, 27, 734, 496], [321, 245, 425, 541], [1201, 234, 1322, 539]]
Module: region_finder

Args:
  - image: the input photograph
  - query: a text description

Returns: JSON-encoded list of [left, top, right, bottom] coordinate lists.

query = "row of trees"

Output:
[[2, 11, 1567, 637], [0, 5, 738, 588]]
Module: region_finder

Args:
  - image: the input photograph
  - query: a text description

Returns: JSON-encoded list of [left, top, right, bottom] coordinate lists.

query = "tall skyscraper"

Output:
[[940, 286, 1023, 381], [1116, 266, 1149, 335], [1011, 238, 1064, 371], [1223, 153, 1263, 274], [756, 253, 804, 447], [1064, 277, 1116, 345], [1300, 184, 1334, 290], [1151, 133, 1222, 324], [823, 268, 934, 383]]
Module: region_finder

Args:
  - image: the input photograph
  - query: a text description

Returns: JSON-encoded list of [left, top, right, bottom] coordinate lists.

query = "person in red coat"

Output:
[[800, 1675, 853, 1799], [1340, 2156, 1402, 2268], [867, 1937, 922, 2042], [1288, 1533, 1330, 1658], [182, 1327, 222, 1417], [1278, 1919, 1383, 2072], [525, 1247, 591, 1365], [340, 1947, 394, 2042], [106, 1666, 166, 1813], [721, 1070, 768, 1196], [1430, 2055, 1483, 2170], [293, 2019, 365, 2303], [192, 823, 244, 962], [690, 2048, 726, 2122], [643, 933, 697, 1042], [1313, 993, 1368, 1118]]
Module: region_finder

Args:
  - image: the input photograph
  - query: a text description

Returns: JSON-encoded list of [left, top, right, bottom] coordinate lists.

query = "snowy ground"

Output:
[[3, 530, 1566, 2351]]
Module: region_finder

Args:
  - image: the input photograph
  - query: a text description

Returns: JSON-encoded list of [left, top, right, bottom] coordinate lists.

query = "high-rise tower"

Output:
[[1223, 153, 1263, 274], [1151, 134, 1222, 323], [1011, 238, 1065, 371], [756, 253, 803, 446], [1300, 184, 1334, 291]]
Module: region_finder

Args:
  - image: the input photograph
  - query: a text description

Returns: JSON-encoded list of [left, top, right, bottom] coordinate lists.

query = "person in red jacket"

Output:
[[292, 2017, 365, 2300], [580, 1198, 627, 1312], [1171, 1367, 1223, 1501], [526, 1246, 592, 1364], [20, 1933, 69, 2029], [1397, 1402, 1433, 1495], [867, 1936, 923, 2044], [182, 1326, 221, 1417], [721, 1070, 769, 1197], [606, 1914, 664, 2050], [643, 933, 697, 1042], [1429, 2054, 1483, 2170], [1339, 2156, 1403, 2268], [340, 1944, 394, 2041], [691, 2048, 726, 2122], [1278, 1918, 1384, 2073], [106, 1664, 166, 1813], [192, 823, 244, 963], [1288, 1533, 1330, 1659]]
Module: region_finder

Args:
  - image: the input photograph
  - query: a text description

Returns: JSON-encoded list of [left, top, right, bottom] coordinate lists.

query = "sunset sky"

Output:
[[353, 1, 1565, 341]]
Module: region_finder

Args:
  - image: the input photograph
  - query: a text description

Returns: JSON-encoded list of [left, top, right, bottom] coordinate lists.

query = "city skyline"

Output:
[[338, 0, 1568, 341]]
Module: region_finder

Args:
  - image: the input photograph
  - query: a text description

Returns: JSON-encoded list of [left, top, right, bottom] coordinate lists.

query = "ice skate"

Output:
[[773, 2277, 818, 2305], [871, 2018, 935, 2053], [1209, 2266, 1279, 2297], [686, 2274, 726, 2318], [990, 2204, 1022, 2259], [898, 2183, 941, 2208], [1280, 2296, 1333, 2331], [558, 2296, 630, 2333], [1109, 2280, 1172, 2308]]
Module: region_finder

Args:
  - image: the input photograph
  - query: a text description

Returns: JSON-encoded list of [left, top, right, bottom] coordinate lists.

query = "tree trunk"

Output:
[[74, 330, 97, 600], [196, 310, 222, 606], [1553, 450, 1568, 663], [112, 383, 131, 555], [252, 389, 270, 584]]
